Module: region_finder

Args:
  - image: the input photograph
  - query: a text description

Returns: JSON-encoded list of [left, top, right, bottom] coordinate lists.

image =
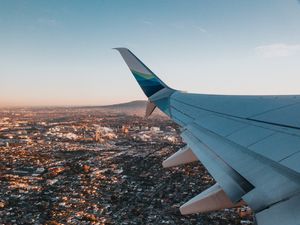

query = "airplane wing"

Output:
[[115, 48, 300, 225]]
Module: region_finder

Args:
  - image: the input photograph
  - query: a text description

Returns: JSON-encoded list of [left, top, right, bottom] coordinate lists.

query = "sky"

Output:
[[1, 0, 300, 107]]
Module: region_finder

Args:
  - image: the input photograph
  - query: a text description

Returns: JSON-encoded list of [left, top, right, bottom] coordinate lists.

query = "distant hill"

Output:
[[99, 100, 165, 117], [101, 100, 147, 109]]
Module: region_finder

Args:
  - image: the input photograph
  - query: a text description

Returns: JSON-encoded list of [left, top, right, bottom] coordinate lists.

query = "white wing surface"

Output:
[[115, 48, 300, 225]]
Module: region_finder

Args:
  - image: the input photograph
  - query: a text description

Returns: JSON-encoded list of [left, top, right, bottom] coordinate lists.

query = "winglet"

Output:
[[114, 48, 169, 98], [115, 48, 175, 117]]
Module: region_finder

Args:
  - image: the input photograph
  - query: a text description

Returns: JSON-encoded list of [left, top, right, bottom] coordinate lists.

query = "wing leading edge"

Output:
[[115, 48, 300, 225]]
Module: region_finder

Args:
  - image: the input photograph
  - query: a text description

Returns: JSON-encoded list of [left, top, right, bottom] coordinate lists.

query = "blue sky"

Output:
[[1, 0, 300, 106]]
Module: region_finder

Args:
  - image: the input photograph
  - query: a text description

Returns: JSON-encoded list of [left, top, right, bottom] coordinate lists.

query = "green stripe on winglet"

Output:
[[131, 70, 156, 80]]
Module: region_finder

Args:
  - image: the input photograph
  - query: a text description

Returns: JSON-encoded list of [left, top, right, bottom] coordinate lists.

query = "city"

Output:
[[1, 1, 300, 224], [0, 104, 253, 224]]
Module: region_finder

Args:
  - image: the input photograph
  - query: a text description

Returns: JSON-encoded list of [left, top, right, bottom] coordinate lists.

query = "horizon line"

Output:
[[0, 100, 147, 109]]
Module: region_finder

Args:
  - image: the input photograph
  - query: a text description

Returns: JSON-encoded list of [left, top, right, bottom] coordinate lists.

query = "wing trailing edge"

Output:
[[256, 193, 300, 225]]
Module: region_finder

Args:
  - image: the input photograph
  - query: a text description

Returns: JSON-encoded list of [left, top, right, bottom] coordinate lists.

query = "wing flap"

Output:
[[249, 132, 300, 162], [256, 193, 300, 225], [181, 129, 254, 203], [185, 121, 300, 211], [281, 152, 300, 173]]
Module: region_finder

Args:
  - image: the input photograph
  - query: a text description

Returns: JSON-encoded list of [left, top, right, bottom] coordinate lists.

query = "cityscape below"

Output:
[[1, 1, 300, 224], [0, 101, 253, 224]]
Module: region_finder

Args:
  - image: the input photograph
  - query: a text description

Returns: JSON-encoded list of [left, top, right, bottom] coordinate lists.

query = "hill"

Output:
[[100, 100, 165, 117], [101, 100, 147, 110]]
